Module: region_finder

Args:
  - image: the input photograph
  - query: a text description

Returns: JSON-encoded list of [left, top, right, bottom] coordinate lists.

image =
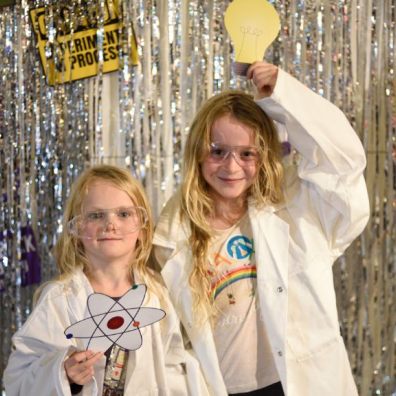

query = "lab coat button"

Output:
[[277, 351, 283, 357], [277, 286, 283, 293]]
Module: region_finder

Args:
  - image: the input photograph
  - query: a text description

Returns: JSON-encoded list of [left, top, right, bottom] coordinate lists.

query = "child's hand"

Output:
[[246, 62, 278, 99], [64, 350, 104, 385]]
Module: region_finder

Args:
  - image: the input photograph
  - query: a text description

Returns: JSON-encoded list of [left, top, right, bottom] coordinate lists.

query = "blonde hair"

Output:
[[35, 165, 158, 303], [181, 90, 284, 323]]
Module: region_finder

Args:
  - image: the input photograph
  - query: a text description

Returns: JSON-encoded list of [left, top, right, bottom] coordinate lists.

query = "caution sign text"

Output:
[[29, 3, 138, 85]]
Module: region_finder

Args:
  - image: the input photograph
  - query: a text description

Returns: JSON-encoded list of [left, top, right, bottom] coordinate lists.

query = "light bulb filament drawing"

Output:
[[240, 25, 263, 36], [237, 25, 265, 63]]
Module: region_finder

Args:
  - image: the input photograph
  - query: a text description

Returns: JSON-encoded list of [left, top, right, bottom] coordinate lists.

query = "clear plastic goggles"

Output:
[[67, 206, 148, 240], [206, 142, 259, 166]]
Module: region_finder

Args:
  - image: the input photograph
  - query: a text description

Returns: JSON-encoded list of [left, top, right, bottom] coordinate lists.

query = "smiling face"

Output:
[[79, 180, 140, 269], [201, 113, 258, 206]]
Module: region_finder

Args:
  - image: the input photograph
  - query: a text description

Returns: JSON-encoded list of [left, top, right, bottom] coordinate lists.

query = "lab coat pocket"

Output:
[[166, 363, 189, 395], [286, 261, 340, 360], [286, 335, 358, 396]]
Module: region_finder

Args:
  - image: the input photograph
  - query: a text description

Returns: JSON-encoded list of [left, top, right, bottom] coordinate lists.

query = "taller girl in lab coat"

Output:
[[152, 62, 370, 395], [4, 165, 209, 396]]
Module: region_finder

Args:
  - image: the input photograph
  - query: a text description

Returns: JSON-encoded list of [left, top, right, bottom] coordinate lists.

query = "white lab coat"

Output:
[[3, 268, 209, 396], [153, 69, 370, 396]]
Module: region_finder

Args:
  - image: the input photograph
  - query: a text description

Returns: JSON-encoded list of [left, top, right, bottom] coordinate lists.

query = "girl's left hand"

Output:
[[246, 62, 278, 99]]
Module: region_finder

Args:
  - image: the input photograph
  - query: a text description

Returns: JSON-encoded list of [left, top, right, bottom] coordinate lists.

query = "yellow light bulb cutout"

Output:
[[225, 0, 280, 73]]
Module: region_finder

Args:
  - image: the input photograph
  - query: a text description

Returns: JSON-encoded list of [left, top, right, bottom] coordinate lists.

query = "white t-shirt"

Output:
[[209, 214, 279, 394]]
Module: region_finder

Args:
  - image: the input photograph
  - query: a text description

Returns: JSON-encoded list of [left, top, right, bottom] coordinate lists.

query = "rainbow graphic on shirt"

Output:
[[210, 265, 257, 300]]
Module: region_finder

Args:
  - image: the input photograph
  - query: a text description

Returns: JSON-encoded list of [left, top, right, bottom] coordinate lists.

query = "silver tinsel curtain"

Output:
[[0, 1, 395, 395]]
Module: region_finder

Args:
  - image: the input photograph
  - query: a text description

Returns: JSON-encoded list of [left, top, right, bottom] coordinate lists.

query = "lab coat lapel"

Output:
[[248, 204, 290, 387], [248, 204, 289, 285], [161, 245, 228, 395]]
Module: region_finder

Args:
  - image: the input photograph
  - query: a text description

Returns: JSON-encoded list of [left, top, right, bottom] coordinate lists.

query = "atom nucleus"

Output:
[[64, 284, 165, 352]]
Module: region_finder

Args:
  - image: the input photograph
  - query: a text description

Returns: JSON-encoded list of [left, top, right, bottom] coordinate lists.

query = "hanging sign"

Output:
[[0, 0, 16, 7], [29, 2, 138, 85]]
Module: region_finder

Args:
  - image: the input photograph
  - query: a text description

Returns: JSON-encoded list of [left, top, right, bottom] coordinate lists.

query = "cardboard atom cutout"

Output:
[[64, 284, 165, 352]]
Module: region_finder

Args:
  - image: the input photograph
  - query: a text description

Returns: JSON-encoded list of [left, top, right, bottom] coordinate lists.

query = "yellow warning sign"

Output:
[[29, 2, 138, 85]]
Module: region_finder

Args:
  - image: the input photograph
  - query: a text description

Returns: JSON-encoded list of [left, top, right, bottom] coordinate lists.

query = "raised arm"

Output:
[[248, 62, 369, 256]]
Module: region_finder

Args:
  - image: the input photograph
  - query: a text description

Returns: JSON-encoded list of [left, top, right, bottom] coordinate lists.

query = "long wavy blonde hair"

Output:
[[181, 90, 284, 323], [35, 165, 159, 302]]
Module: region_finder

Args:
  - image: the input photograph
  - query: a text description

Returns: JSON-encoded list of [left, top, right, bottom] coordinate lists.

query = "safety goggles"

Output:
[[206, 142, 260, 166], [67, 206, 148, 239]]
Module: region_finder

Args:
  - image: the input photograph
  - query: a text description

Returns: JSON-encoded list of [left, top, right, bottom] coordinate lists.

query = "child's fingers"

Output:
[[64, 350, 104, 384], [247, 61, 278, 98], [71, 366, 95, 385], [84, 351, 104, 367], [246, 62, 276, 78], [65, 350, 92, 366], [67, 350, 103, 366], [252, 68, 277, 88], [246, 61, 271, 79], [78, 370, 95, 385]]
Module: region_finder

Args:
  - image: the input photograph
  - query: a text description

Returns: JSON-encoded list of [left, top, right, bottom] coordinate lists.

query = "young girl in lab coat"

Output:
[[4, 165, 208, 396], [152, 62, 369, 395]]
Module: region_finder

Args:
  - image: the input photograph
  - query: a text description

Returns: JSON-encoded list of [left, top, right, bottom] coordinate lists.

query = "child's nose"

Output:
[[104, 214, 116, 230]]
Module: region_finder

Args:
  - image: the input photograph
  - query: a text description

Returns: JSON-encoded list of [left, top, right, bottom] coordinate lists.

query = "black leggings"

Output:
[[229, 381, 284, 396]]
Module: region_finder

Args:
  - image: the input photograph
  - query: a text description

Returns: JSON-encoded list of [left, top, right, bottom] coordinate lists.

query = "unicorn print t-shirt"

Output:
[[209, 214, 279, 394]]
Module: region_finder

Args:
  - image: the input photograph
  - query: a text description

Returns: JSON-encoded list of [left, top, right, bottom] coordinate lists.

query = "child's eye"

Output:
[[86, 211, 105, 221], [117, 209, 132, 218], [240, 149, 258, 160], [210, 147, 226, 158]]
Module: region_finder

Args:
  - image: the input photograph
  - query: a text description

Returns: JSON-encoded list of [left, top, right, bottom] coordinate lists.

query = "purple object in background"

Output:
[[20, 226, 41, 286], [0, 226, 41, 291]]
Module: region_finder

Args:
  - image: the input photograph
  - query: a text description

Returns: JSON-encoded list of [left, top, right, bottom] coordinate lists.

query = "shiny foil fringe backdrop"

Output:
[[0, 1, 395, 395]]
